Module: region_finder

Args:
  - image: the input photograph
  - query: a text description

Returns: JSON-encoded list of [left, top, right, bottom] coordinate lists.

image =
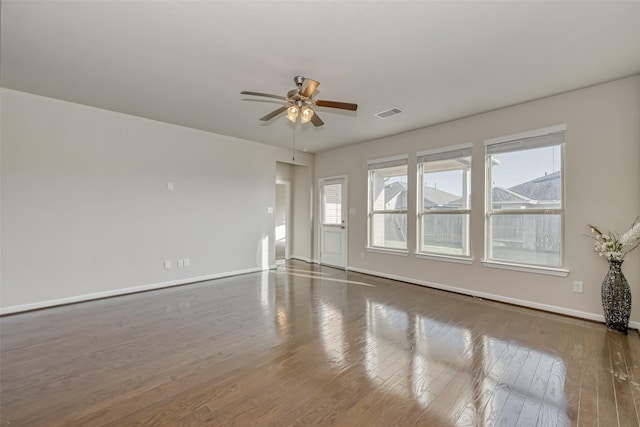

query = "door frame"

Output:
[[318, 175, 348, 269], [275, 180, 291, 262]]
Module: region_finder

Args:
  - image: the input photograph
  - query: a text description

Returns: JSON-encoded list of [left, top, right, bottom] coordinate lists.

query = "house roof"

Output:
[[493, 170, 561, 205], [423, 186, 461, 208], [383, 169, 561, 210], [492, 187, 534, 203], [509, 171, 561, 201]]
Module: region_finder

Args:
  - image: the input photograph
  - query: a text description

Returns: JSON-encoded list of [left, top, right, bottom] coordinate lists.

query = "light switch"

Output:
[[267, 207, 274, 214], [168, 182, 174, 191]]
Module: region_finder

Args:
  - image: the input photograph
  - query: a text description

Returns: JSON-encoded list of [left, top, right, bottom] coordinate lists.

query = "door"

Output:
[[319, 176, 347, 268]]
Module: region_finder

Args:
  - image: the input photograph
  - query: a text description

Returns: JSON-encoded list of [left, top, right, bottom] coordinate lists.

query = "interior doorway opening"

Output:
[[275, 180, 290, 264]]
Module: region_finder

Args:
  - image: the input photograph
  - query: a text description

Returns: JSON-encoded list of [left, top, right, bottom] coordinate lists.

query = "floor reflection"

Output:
[[319, 299, 347, 365], [253, 262, 574, 425], [361, 299, 569, 425], [3, 260, 630, 426], [270, 264, 571, 426]]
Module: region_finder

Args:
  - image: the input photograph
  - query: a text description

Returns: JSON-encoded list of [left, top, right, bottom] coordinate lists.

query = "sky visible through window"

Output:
[[491, 146, 561, 189], [423, 146, 560, 196], [425, 170, 463, 196]]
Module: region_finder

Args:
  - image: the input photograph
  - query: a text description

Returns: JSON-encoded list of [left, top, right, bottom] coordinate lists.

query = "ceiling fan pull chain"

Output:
[[292, 122, 296, 162]]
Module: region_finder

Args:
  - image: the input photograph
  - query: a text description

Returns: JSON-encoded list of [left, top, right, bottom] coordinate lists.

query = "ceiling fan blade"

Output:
[[300, 78, 320, 98], [241, 91, 288, 101], [259, 106, 288, 121], [310, 112, 324, 127], [315, 100, 358, 111]]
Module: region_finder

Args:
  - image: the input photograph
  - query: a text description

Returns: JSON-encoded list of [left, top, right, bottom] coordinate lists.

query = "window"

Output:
[[322, 183, 342, 225], [368, 156, 408, 251], [417, 144, 472, 257], [485, 126, 565, 267]]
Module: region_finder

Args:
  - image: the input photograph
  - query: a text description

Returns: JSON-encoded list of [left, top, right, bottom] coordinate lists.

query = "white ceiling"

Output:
[[2, 1, 639, 153]]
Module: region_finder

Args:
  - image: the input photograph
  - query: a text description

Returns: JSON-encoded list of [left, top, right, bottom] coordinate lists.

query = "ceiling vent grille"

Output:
[[374, 107, 403, 119]]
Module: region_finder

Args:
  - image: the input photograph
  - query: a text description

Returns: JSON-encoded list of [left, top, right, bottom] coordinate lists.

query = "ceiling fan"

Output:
[[240, 76, 357, 127]]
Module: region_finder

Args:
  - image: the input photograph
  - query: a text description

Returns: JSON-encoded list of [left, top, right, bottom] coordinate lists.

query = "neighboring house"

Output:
[[377, 181, 409, 247], [493, 171, 561, 209], [384, 181, 408, 210], [381, 181, 461, 247], [423, 186, 461, 209], [491, 170, 562, 253], [380, 171, 561, 252]]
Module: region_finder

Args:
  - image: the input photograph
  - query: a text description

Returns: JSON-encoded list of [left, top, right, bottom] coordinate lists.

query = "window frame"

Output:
[[483, 125, 567, 273], [416, 143, 473, 261], [367, 155, 409, 253]]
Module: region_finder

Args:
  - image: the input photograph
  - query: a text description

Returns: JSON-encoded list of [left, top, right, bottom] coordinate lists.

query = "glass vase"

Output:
[[601, 259, 631, 334]]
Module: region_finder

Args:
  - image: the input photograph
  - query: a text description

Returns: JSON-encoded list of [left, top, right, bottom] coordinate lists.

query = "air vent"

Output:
[[374, 107, 403, 119]]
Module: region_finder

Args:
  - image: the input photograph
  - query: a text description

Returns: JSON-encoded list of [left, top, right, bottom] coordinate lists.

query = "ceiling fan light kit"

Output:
[[286, 102, 314, 124], [300, 105, 314, 123], [241, 76, 357, 127], [286, 105, 299, 123]]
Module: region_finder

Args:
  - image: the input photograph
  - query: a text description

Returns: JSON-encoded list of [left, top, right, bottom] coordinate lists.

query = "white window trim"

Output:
[[367, 154, 409, 166], [484, 124, 567, 147], [415, 253, 474, 265], [367, 156, 409, 252], [416, 144, 472, 259], [484, 125, 566, 269], [417, 141, 473, 158], [366, 247, 409, 256], [481, 259, 569, 277]]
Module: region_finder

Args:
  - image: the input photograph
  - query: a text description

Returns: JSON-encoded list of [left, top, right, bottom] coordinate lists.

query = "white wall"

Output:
[[0, 89, 313, 313], [314, 76, 640, 325], [275, 161, 293, 182]]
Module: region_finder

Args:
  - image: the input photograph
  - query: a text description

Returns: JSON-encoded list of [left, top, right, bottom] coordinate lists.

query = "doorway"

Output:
[[275, 180, 290, 264]]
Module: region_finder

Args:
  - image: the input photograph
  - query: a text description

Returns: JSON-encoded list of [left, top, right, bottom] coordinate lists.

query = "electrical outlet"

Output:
[[164, 260, 171, 269], [177, 259, 184, 268], [573, 281, 584, 293]]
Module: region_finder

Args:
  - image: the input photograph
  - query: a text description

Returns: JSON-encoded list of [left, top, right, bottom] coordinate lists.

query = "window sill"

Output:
[[366, 247, 409, 257], [415, 253, 474, 265], [481, 260, 569, 277]]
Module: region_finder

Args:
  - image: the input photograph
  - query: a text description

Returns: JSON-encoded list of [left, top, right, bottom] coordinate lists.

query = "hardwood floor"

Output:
[[1, 260, 639, 426]]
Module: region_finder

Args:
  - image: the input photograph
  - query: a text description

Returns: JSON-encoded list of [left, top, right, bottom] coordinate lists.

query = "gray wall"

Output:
[[314, 76, 640, 326], [1, 89, 313, 312]]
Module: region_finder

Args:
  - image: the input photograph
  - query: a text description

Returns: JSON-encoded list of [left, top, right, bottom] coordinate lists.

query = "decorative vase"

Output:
[[601, 259, 631, 334]]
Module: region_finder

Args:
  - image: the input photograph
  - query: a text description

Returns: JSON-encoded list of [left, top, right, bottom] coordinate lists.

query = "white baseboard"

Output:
[[346, 265, 638, 329], [5, 264, 637, 331], [0, 266, 271, 316]]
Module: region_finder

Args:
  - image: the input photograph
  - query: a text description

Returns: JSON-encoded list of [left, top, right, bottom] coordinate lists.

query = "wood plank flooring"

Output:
[[1, 260, 639, 426]]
